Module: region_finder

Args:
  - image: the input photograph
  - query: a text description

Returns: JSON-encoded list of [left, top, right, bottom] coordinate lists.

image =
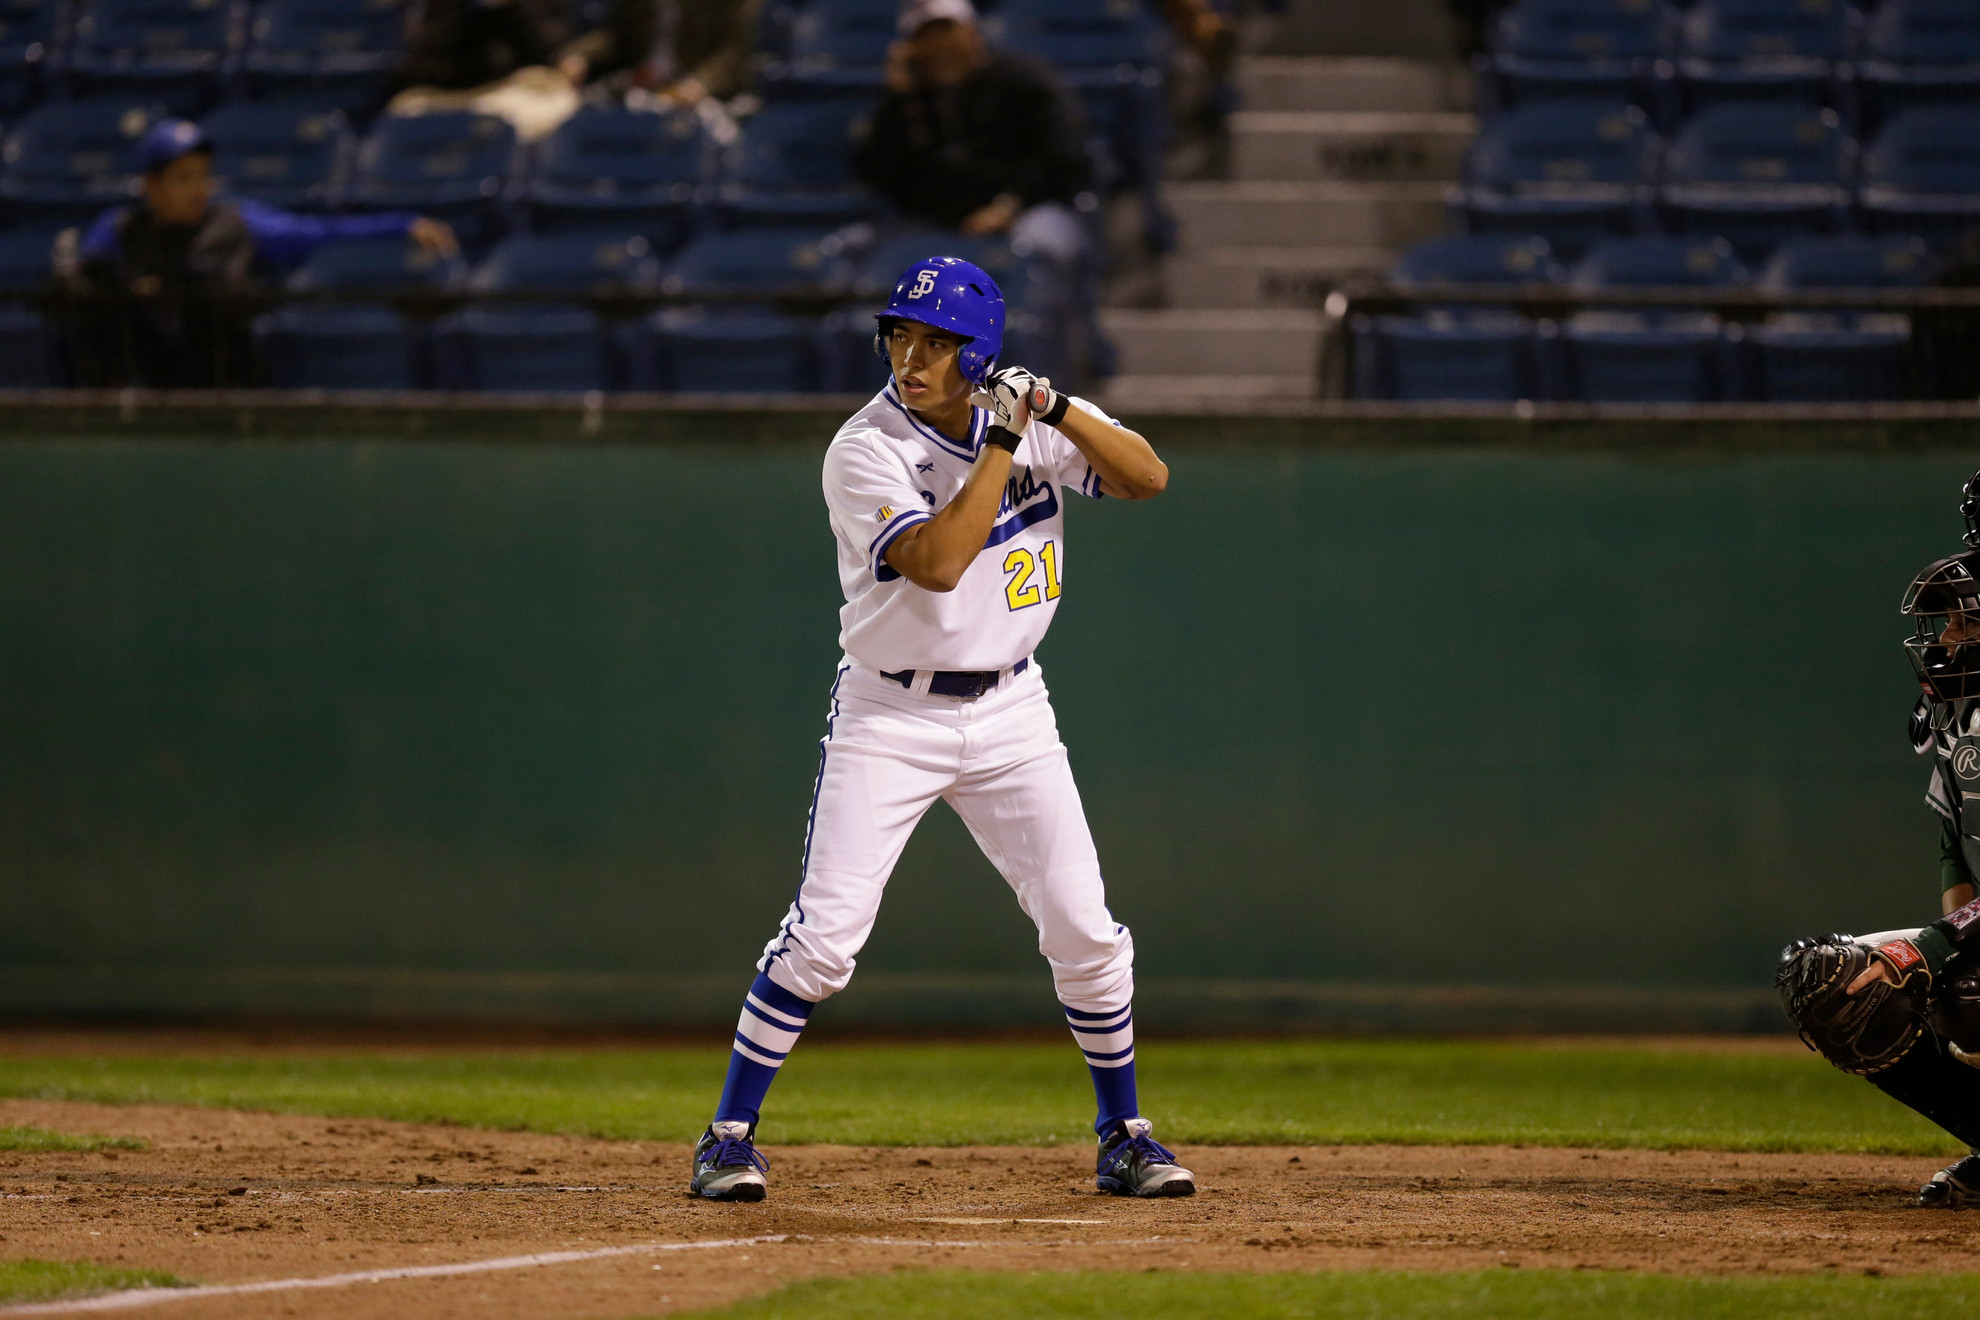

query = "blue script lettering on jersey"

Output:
[[984, 465, 1059, 549]]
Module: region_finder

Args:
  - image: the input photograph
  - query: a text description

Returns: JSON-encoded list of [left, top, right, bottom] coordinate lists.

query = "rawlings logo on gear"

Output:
[[1956, 746, 1980, 779], [1879, 939, 1925, 972], [908, 269, 936, 299]]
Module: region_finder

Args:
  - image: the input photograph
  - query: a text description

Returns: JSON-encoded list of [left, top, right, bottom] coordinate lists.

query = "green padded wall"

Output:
[[0, 421, 1970, 1029]]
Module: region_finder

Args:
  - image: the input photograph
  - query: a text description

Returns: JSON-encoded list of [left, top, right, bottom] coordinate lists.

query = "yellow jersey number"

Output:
[[1003, 540, 1062, 611]]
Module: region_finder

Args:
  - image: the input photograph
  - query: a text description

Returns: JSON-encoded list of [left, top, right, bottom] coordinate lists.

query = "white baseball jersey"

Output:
[[823, 383, 1112, 673]]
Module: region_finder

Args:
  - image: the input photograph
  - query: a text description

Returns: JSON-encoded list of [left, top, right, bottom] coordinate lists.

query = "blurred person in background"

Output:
[[396, 0, 569, 93], [854, 0, 1111, 378], [68, 120, 459, 388], [557, 0, 762, 107]]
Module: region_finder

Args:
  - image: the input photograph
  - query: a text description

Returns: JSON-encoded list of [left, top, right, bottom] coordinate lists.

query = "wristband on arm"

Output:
[[983, 426, 1022, 453]]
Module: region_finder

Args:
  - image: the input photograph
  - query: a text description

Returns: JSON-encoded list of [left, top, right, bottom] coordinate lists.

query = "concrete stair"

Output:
[[1102, 50, 1474, 405]]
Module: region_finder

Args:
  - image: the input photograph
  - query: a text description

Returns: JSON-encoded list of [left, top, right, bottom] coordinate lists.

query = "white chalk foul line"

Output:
[[0, 1236, 789, 1315]]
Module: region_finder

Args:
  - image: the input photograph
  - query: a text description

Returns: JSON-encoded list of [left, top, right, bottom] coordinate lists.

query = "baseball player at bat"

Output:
[[688, 256, 1195, 1203], [1776, 470, 1980, 1207]]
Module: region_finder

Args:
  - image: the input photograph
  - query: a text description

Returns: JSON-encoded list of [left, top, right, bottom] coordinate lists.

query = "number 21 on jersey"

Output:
[[1003, 540, 1061, 611]]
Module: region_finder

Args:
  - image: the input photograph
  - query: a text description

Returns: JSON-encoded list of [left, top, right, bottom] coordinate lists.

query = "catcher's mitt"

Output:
[[1775, 936, 1932, 1075]]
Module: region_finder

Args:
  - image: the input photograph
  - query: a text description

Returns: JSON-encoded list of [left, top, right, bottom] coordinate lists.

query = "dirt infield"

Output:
[[0, 1098, 1976, 1319]]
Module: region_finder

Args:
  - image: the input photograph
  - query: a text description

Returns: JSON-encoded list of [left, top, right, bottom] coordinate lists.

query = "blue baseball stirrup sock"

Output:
[[713, 971, 816, 1129], [1064, 1001, 1138, 1135]]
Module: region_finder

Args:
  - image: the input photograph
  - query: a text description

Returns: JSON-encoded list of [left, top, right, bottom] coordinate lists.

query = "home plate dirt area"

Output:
[[1, 1099, 1977, 1319]]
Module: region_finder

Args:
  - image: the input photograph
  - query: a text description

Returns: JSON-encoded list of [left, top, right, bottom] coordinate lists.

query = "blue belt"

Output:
[[881, 657, 1028, 698]]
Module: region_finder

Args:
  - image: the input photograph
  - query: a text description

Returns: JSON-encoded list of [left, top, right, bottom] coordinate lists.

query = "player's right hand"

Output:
[[972, 366, 1038, 434]]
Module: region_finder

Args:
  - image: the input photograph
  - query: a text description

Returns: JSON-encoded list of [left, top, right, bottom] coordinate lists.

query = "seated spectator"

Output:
[[853, 0, 1090, 253], [557, 0, 761, 107], [69, 119, 457, 388]]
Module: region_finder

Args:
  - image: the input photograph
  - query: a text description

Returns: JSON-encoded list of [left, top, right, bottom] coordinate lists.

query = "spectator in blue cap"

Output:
[[70, 118, 458, 387]]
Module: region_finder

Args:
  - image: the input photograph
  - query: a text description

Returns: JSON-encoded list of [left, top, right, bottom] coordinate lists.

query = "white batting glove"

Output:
[[971, 366, 1038, 433]]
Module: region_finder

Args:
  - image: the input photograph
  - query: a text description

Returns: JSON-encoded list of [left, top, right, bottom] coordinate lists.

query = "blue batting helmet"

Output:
[[872, 255, 1005, 385]]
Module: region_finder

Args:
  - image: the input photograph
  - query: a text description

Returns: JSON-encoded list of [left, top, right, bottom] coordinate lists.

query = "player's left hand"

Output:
[[972, 366, 1038, 434], [1847, 961, 1895, 995]]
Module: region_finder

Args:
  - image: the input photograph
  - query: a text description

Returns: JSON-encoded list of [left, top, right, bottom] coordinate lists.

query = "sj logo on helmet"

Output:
[[908, 270, 937, 299]]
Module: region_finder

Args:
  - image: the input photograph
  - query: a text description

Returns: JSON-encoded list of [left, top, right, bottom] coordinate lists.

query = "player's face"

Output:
[[1942, 612, 1980, 649], [887, 319, 970, 412]]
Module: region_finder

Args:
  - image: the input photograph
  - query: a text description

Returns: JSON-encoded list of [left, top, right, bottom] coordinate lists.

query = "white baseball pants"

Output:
[[758, 659, 1135, 1016]]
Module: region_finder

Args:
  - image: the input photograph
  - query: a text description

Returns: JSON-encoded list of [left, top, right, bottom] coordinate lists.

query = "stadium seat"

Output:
[[1656, 103, 1853, 258], [715, 101, 876, 228], [1857, 107, 1980, 250], [523, 105, 706, 242], [200, 100, 350, 209], [988, 0, 1169, 71], [1855, 0, 1980, 129], [1479, 0, 1671, 115], [758, 0, 894, 101], [0, 0, 59, 119], [261, 234, 466, 388], [1454, 101, 1657, 259], [1672, 0, 1850, 116], [66, 0, 240, 113], [243, 0, 405, 119], [432, 232, 662, 392], [345, 111, 518, 253], [1351, 236, 1564, 401], [1557, 236, 1747, 400], [659, 226, 856, 298], [1756, 232, 1936, 290], [0, 96, 168, 226], [0, 223, 58, 292], [1744, 233, 1932, 400], [1393, 233, 1567, 287], [0, 302, 55, 384], [631, 227, 854, 392], [632, 305, 820, 392]]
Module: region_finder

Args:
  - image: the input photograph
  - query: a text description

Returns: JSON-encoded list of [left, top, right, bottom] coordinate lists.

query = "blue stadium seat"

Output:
[[632, 305, 820, 392], [432, 232, 662, 392], [1558, 236, 1747, 400], [1480, 0, 1671, 114], [66, 0, 239, 113], [1756, 232, 1936, 289], [630, 227, 854, 392], [1394, 233, 1567, 286], [0, 223, 58, 292], [1672, 0, 1850, 116], [261, 235, 466, 388], [1352, 236, 1564, 401], [1857, 107, 1980, 249], [243, 0, 404, 118], [1656, 103, 1852, 258], [0, 221, 59, 383], [659, 226, 856, 298], [758, 0, 893, 101], [345, 111, 517, 253], [0, 0, 59, 119], [989, 0, 1169, 71], [200, 100, 350, 209], [524, 105, 705, 241], [1856, 0, 1980, 129], [716, 102, 876, 228], [1454, 101, 1657, 259], [1744, 233, 1932, 401], [0, 96, 167, 225]]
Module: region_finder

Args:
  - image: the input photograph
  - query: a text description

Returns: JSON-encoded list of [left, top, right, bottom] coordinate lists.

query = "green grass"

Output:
[[0, 1260, 186, 1305], [0, 1040, 1957, 1155], [672, 1271, 1980, 1320], [0, 1124, 146, 1153]]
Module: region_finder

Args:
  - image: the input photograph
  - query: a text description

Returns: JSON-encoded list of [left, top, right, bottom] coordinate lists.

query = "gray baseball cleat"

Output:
[[691, 1121, 768, 1202], [1096, 1117, 1196, 1198], [1918, 1151, 1980, 1208]]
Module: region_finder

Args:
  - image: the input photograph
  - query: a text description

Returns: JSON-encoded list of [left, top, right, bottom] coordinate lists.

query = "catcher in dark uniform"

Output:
[[1777, 470, 1980, 1208]]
